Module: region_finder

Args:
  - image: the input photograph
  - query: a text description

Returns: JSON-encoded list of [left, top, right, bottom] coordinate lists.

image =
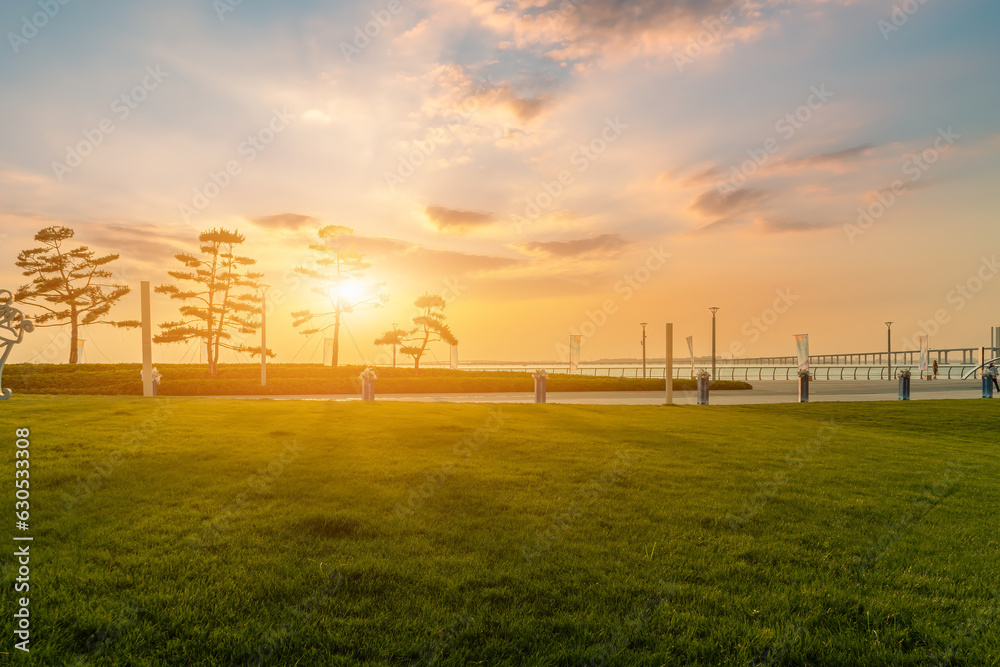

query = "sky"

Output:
[[1, 0, 999, 366]]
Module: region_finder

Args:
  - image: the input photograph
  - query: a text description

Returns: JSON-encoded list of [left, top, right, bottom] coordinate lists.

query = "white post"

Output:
[[260, 285, 269, 386], [665, 323, 673, 405], [141, 281, 153, 397]]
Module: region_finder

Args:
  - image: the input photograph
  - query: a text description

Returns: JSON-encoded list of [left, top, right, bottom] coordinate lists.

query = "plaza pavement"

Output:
[[211, 379, 994, 405]]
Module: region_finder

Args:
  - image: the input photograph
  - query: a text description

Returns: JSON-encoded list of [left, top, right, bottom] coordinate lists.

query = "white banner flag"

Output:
[[323, 339, 336, 366], [77, 339, 85, 363], [795, 334, 809, 371], [450, 344, 459, 370], [569, 335, 582, 372], [919, 335, 928, 372], [686, 336, 695, 376]]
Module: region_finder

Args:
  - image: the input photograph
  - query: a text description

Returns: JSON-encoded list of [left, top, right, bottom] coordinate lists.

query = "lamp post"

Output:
[[640, 322, 648, 379], [709, 307, 720, 381], [260, 284, 270, 386], [885, 321, 893, 381], [391, 322, 398, 368]]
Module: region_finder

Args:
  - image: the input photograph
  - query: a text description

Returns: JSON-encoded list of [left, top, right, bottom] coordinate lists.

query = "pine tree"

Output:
[[292, 225, 385, 367], [154, 228, 270, 375], [14, 226, 139, 363], [375, 294, 457, 370]]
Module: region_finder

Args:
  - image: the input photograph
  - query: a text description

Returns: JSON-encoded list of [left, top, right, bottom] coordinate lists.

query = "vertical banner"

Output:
[[794, 334, 809, 371], [77, 339, 85, 363], [450, 344, 459, 370], [686, 336, 695, 377], [323, 339, 336, 366], [918, 335, 928, 372], [569, 335, 582, 372]]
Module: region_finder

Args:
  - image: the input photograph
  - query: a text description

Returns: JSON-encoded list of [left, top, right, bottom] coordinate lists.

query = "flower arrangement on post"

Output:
[[140, 367, 163, 396], [897, 369, 911, 379], [360, 367, 376, 401], [797, 368, 811, 380], [533, 369, 548, 404]]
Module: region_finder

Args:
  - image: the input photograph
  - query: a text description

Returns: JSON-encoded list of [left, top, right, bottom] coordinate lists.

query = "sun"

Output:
[[332, 279, 366, 302]]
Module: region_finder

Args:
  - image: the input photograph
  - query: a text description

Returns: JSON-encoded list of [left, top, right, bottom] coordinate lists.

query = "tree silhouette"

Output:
[[14, 226, 138, 363], [292, 225, 385, 368], [375, 294, 457, 370], [154, 228, 271, 375]]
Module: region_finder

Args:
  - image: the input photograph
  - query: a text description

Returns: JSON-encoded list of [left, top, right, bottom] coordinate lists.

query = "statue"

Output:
[[0, 290, 34, 400]]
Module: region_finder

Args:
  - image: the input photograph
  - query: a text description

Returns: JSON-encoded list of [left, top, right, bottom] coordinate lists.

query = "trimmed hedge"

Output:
[[3, 363, 752, 396]]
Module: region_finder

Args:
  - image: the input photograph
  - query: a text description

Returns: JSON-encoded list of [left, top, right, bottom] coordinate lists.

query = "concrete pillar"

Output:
[[141, 281, 153, 397]]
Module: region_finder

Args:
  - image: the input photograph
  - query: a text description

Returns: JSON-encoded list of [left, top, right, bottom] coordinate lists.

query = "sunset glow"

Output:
[[1, 1, 998, 365]]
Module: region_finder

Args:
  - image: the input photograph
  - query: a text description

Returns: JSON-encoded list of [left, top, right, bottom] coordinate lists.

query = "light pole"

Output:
[[260, 284, 270, 386], [391, 322, 398, 368], [640, 322, 648, 379], [885, 321, 893, 381], [709, 307, 720, 381]]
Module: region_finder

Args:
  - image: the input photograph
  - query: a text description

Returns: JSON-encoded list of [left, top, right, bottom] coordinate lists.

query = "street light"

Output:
[[391, 322, 398, 368], [709, 307, 720, 381], [640, 322, 648, 379], [885, 321, 893, 381], [260, 284, 270, 386]]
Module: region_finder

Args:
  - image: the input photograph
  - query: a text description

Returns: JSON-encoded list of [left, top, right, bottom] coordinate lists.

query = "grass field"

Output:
[[3, 364, 751, 396], [1, 397, 998, 665]]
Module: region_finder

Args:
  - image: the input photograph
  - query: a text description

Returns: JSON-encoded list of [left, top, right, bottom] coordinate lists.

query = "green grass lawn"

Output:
[[1, 397, 998, 665]]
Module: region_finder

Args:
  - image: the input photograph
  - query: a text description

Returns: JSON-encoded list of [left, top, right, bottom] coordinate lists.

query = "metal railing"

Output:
[[417, 364, 981, 380]]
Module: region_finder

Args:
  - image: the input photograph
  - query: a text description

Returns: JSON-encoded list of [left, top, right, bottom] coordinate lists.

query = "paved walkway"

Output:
[[209, 380, 994, 405]]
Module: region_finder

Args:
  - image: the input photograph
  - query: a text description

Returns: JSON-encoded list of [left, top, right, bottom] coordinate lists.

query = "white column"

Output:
[[141, 281, 153, 397], [665, 323, 673, 405]]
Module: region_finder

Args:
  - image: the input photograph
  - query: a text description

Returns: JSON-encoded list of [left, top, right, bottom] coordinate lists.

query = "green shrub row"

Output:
[[3, 363, 752, 395]]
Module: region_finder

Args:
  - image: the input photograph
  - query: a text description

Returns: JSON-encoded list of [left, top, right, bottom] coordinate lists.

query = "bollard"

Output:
[[798, 369, 810, 403], [359, 368, 377, 401], [898, 369, 910, 400], [533, 370, 547, 404], [983, 374, 993, 399], [696, 370, 710, 405]]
